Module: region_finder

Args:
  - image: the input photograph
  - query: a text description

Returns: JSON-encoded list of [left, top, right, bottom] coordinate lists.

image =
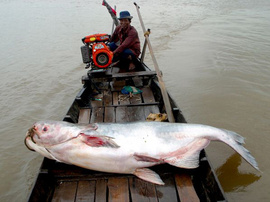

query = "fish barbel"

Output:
[[25, 121, 259, 185]]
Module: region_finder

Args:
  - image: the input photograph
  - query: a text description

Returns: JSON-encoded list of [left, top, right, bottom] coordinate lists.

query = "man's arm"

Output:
[[113, 28, 137, 55]]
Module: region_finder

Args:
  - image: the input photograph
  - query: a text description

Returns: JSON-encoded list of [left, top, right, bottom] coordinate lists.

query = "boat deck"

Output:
[[28, 69, 226, 202], [79, 86, 160, 124], [65, 71, 198, 201], [40, 159, 200, 202]]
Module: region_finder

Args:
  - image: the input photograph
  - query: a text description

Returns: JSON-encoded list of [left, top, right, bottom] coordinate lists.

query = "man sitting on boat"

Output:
[[108, 11, 141, 71]]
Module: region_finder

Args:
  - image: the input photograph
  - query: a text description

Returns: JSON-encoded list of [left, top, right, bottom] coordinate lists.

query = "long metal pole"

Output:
[[134, 3, 175, 123], [102, 0, 119, 26], [111, 5, 116, 35]]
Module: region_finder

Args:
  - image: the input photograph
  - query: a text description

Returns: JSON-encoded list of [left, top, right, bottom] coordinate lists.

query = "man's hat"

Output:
[[118, 11, 133, 20]]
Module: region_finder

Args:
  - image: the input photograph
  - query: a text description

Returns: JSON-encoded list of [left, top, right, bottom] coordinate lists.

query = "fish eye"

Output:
[[43, 126, 48, 132]]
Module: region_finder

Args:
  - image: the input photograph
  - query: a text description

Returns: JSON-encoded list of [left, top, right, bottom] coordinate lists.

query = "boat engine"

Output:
[[81, 33, 113, 69]]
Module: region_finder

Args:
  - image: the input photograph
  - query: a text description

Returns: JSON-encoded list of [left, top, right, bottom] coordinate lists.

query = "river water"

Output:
[[0, 0, 269, 201]]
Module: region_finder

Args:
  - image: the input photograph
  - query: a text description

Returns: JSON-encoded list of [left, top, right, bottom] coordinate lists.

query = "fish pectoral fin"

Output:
[[134, 168, 165, 185], [80, 133, 120, 148], [85, 123, 98, 130], [134, 153, 163, 163], [80, 128, 98, 136]]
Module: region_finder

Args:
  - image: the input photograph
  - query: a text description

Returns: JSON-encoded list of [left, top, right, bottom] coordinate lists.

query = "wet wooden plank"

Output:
[[111, 80, 126, 91], [112, 71, 156, 78], [116, 107, 129, 122], [105, 67, 120, 75], [104, 107, 115, 123], [129, 177, 158, 202], [78, 108, 91, 124], [103, 90, 112, 106], [91, 93, 103, 108], [175, 173, 200, 202], [108, 178, 129, 202], [52, 181, 77, 202], [97, 82, 109, 90], [142, 87, 156, 103], [112, 92, 119, 105], [75, 181, 95, 202], [90, 107, 104, 123], [155, 175, 178, 202], [128, 106, 146, 122], [132, 77, 143, 87], [110, 102, 159, 108], [95, 179, 107, 202]]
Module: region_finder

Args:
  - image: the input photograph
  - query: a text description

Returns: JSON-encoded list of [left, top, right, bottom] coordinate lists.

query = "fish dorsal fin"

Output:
[[134, 168, 165, 185], [79, 133, 120, 148]]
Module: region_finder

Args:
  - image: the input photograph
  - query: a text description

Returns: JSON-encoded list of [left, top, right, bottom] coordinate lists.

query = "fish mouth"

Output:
[[24, 126, 37, 152]]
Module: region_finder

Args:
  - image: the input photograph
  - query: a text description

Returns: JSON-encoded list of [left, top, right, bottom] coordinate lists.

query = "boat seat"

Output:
[[112, 71, 156, 78]]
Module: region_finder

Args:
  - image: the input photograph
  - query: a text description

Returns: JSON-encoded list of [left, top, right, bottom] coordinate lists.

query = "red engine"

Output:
[[81, 33, 113, 69]]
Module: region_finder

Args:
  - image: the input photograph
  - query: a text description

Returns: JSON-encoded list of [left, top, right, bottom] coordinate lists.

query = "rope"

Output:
[[118, 94, 141, 102], [144, 30, 151, 37]]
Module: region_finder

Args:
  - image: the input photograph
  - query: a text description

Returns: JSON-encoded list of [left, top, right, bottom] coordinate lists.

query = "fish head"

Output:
[[25, 120, 79, 150]]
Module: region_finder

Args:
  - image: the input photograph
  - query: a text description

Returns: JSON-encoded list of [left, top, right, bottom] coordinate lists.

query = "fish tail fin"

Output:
[[134, 168, 165, 185], [222, 129, 245, 144], [219, 129, 260, 171]]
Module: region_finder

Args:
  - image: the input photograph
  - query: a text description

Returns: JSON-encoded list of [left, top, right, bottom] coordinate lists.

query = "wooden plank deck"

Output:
[[50, 83, 200, 202], [79, 86, 160, 123], [51, 173, 200, 202], [111, 70, 156, 78]]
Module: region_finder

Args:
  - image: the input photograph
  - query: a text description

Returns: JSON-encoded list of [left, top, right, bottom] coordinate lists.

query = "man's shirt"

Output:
[[110, 25, 141, 58]]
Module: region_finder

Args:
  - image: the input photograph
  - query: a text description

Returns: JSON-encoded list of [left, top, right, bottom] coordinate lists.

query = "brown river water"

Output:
[[1, 0, 269, 201]]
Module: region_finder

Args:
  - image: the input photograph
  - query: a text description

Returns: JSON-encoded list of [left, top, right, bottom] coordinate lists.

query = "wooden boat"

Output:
[[26, 58, 227, 201]]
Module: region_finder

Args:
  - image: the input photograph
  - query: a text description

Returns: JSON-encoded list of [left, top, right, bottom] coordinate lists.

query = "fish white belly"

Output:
[[47, 138, 159, 174]]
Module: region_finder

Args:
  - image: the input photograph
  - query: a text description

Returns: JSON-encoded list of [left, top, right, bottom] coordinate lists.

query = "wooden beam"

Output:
[[108, 178, 129, 202], [104, 107, 115, 123], [112, 71, 156, 78], [112, 92, 119, 105], [128, 106, 146, 121], [129, 177, 158, 202], [90, 107, 104, 123], [78, 108, 91, 124], [116, 107, 129, 122], [76, 181, 95, 201], [95, 179, 107, 202], [175, 173, 200, 202], [103, 90, 113, 106], [134, 3, 175, 123], [108, 102, 160, 108], [142, 87, 156, 103], [155, 175, 178, 202], [52, 181, 77, 202]]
